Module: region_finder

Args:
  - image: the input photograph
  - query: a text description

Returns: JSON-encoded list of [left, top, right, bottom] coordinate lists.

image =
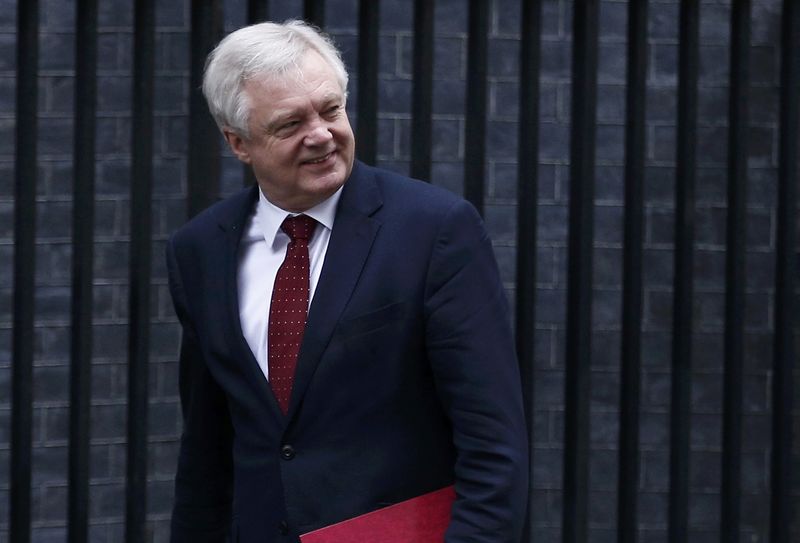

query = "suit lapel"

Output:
[[287, 162, 383, 419], [216, 186, 288, 423]]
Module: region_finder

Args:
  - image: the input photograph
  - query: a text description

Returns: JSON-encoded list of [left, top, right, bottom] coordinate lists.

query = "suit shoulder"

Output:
[[367, 165, 467, 215], [169, 186, 256, 247]]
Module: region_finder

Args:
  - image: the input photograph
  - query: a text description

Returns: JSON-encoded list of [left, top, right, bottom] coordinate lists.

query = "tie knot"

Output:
[[281, 214, 317, 243]]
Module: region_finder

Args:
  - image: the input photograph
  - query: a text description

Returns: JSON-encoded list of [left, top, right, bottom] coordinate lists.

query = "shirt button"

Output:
[[278, 520, 289, 535], [281, 444, 296, 460]]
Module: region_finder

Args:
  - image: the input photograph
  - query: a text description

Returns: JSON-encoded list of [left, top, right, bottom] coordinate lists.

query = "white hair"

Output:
[[202, 20, 349, 137]]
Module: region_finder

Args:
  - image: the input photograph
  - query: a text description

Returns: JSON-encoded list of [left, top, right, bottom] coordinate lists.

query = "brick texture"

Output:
[[0, 0, 798, 542]]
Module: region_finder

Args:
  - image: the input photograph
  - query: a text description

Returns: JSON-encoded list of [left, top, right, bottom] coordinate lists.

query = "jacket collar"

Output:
[[218, 161, 385, 423], [286, 160, 383, 421]]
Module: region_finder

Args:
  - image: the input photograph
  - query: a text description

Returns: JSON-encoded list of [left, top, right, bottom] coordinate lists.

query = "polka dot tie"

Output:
[[269, 214, 317, 414]]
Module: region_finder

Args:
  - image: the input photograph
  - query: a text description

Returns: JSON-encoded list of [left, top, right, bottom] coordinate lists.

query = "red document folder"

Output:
[[299, 485, 455, 543]]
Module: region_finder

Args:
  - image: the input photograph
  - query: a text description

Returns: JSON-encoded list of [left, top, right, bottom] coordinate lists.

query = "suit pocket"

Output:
[[338, 301, 408, 338]]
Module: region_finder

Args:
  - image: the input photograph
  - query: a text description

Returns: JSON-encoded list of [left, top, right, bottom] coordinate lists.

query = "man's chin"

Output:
[[308, 174, 346, 195], [304, 162, 349, 188]]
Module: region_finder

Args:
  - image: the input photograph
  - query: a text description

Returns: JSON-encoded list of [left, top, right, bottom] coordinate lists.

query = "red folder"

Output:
[[299, 485, 455, 543]]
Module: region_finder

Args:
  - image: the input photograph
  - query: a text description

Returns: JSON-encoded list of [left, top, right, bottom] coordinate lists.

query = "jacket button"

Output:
[[278, 520, 289, 535], [280, 444, 295, 460]]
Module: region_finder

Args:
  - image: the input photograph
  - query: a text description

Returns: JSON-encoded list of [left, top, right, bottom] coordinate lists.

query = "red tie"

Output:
[[269, 214, 317, 413]]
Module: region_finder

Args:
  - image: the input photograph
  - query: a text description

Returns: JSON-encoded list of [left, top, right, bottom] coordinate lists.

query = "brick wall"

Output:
[[0, 0, 797, 541]]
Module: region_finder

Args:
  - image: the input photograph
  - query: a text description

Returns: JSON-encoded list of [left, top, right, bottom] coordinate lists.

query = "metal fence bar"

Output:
[[562, 1, 599, 542], [463, 0, 488, 214], [516, 1, 541, 540], [410, 0, 433, 182], [618, 2, 648, 542], [304, 0, 325, 28], [248, 0, 268, 23], [69, 0, 98, 540], [188, 0, 222, 218], [770, 1, 798, 541], [721, 2, 750, 542], [7, 2, 799, 541], [10, 1, 39, 541], [125, 0, 156, 540], [669, 2, 699, 541], [356, 0, 379, 165], [243, 0, 270, 187]]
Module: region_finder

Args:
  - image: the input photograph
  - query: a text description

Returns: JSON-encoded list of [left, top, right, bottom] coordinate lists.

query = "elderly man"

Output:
[[167, 20, 527, 543]]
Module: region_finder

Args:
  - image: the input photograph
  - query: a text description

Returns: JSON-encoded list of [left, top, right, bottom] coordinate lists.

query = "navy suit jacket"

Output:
[[167, 161, 528, 543]]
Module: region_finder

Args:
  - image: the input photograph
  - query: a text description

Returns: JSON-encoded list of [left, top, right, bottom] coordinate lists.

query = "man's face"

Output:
[[225, 51, 355, 212]]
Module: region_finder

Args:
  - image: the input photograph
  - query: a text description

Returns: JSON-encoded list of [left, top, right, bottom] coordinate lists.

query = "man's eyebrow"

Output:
[[263, 110, 299, 131], [261, 91, 345, 132], [269, 111, 296, 124], [317, 91, 344, 106]]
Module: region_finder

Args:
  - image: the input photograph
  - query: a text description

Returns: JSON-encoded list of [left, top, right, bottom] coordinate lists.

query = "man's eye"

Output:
[[325, 106, 340, 116], [275, 121, 299, 135]]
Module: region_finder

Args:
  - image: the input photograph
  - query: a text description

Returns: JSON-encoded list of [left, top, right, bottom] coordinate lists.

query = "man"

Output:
[[167, 20, 527, 543]]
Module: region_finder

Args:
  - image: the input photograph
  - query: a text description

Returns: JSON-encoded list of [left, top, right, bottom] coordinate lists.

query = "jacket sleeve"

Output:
[[424, 199, 529, 543], [167, 239, 234, 543]]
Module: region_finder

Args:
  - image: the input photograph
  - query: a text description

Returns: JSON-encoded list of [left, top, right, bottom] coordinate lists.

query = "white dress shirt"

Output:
[[237, 187, 342, 381]]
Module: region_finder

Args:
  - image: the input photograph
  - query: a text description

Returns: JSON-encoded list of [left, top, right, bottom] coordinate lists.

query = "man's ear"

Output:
[[224, 129, 252, 164]]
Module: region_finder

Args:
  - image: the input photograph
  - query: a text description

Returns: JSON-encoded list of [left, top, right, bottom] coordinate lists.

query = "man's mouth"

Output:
[[303, 151, 335, 165]]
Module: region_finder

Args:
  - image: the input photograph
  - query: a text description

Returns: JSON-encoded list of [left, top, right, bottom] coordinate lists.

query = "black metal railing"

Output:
[[126, 0, 155, 541], [10, 0, 38, 540], [617, 2, 648, 542], [7, 1, 797, 542], [516, 1, 541, 540], [669, 2, 699, 541], [562, 2, 599, 541], [69, 0, 98, 540], [771, 2, 798, 542]]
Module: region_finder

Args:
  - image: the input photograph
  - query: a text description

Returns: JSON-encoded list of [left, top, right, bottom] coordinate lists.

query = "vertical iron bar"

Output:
[[69, 0, 98, 541], [356, 0, 379, 165], [516, 1, 542, 541], [126, 0, 156, 541], [463, 0, 488, 214], [188, 0, 222, 218], [669, 2, 699, 542], [770, 0, 798, 541], [247, 0, 268, 24], [562, 1, 599, 542], [244, 1, 269, 187], [618, 2, 648, 542], [303, 0, 325, 28], [721, 2, 750, 542], [10, 1, 39, 541], [410, 0, 434, 181]]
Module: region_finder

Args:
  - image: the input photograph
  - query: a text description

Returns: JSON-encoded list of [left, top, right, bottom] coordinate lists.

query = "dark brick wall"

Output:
[[0, 0, 798, 541]]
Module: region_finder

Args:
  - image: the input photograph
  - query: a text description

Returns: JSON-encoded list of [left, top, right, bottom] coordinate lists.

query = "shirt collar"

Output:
[[256, 186, 343, 246]]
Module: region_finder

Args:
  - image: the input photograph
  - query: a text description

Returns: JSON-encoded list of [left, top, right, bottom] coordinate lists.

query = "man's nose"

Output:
[[303, 123, 333, 146]]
